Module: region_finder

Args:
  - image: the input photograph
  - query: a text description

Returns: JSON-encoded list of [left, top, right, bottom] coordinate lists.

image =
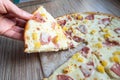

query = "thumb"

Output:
[[3, 0, 33, 20]]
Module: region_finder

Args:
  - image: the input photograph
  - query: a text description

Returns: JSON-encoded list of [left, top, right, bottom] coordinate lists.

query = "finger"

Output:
[[11, 18, 26, 27], [3, 29, 23, 40], [0, 16, 16, 35], [3, 26, 24, 40], [4, 13, 27, 27], [4, 13, 15, 18], [0, 0, 7, 14], [11, 26, 24, 33], [3, 0, 33, 20]]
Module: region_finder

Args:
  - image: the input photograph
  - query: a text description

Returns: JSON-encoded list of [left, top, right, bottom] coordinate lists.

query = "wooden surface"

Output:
[[0, 0, 120, 80]]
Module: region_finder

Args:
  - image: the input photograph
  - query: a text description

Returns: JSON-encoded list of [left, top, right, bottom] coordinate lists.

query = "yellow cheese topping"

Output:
[[97, 65, 105, 73], [110, 55, 120, 63], [100, 60, 108, 67], [104, 33, 111, 38], [94, 42, 103, 48], [32, 33, 38, 40], [34, 42, 41, 48], [90, 30, 96, 35], [113, 51, 120, 55]]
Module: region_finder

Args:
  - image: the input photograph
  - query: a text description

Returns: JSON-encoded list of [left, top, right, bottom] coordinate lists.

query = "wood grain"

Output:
[[0, 0, 120, 80], [0, 36, 43, 80]]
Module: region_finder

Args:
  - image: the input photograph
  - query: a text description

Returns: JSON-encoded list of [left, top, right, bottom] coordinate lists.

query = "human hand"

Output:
[[0, 0, 33, 40]]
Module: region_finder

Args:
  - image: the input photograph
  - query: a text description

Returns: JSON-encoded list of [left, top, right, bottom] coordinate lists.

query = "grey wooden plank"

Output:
[[0, 36, 43, 80]]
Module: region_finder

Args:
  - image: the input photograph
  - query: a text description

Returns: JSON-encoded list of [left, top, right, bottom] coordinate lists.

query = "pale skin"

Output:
[[0, 0, 33, 40]]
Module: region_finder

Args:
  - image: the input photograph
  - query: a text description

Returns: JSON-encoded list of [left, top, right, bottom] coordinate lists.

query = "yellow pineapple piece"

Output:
[[83, 19, 88, 24], [90, 30, 96, 34], [111, 55, 120, 63], [41, 13, 46, 16], [63, 26, 68, 31], [113, 51, 120, 55], [94, 42, 103, 48], [97, 65, 105, 73], [77, 15, 83, 20], [34, 42, 41, 48], [100, 60, 108, 67], [52, 36, 59, 44], [77, 57, 84, 62], [32, 33, 38, 40], [72, 53, 80, 60], [104, 33, 111, 38], [102, 28, 109, 33]]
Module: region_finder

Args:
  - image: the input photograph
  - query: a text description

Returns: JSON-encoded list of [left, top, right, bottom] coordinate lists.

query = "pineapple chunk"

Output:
[[104, 33, 111, 38], [83, 19, 88, 24], [72, 53, 80, 60], [113, 51, 120, 55], [100, 60, 108, 67], [72, 53, 84, 62], [94, 42, 103, 48], [77, 57, 84, 62], [63, 26, 68, 31], [111, 55, 120, 63], [41, 13, 46, 16], [32, 33, 38, 40], [77, 15, 83, 20], [90, 30, 96, 34], [34, 42, 41, 48], [52, 36, 59, 44], [97, 65, 105, 73], [102, 28, 109, 33]]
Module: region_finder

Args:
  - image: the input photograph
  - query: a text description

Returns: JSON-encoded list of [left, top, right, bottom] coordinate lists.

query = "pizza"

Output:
[[43, 47, 111, 80], [24, 6, 79, 53], [43, 12, 120, 80]]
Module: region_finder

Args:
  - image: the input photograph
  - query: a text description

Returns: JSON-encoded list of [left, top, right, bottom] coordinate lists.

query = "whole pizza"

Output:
[[44, 12, 120, 80], [24, 7, 120, 80]]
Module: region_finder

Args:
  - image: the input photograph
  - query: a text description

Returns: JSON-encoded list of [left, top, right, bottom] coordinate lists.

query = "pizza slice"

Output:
[[24, 6, 77, 53], [43, 46, 110, 80]]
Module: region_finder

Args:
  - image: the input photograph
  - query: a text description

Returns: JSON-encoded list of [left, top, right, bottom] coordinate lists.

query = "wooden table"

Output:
[[0, 0, 120, 80]]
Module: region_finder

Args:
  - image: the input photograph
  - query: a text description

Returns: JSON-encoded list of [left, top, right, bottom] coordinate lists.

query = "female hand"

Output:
[[0, 0, 33, 40]]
